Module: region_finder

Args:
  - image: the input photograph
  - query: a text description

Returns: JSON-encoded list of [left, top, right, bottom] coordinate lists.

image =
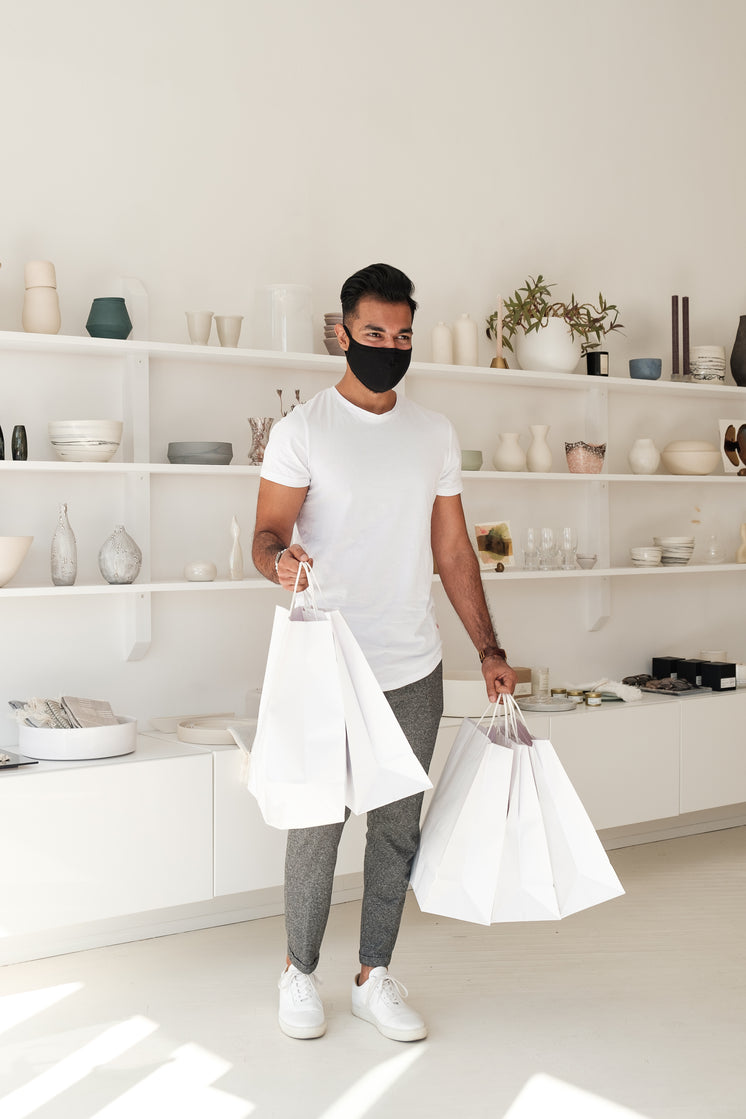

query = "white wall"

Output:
[[2, 0, 746, 733]]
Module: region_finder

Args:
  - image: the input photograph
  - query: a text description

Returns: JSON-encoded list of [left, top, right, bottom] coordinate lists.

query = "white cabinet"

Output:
[[0, 739, 213, 935], [680, 690, 746, 812]]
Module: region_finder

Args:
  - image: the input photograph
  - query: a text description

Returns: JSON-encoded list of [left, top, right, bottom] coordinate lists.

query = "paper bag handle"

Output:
[[290, 561, 323, 618]]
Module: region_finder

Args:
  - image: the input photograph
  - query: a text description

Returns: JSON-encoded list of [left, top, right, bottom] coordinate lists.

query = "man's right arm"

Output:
[[252, 478, 312, 590]]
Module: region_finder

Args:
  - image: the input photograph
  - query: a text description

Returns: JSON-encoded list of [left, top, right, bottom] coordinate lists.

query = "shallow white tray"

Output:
[[18, 716, 137, 760], [176, 716, 257, 745]]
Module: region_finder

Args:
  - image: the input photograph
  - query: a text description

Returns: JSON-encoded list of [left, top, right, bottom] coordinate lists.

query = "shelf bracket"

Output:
[[585, 575, 611, 631], [122, 353, 152, 660], [125, 590, 152, 661]]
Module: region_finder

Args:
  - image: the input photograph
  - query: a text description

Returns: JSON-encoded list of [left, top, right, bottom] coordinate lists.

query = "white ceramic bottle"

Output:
[[230, 515, 244, 580], [526, 424, 553, 472], [493, 432, 526, 471], [431, 322, 453, 364], [98, 525, 142, 585], [628, 437, 660, 475], [452, 313, 478, 366], [22, 260, 61, 334], [51, 503, 77, 586]]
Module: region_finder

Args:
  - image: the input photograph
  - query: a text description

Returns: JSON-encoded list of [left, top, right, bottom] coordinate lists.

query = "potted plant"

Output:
[[486, 274, 623, 374]]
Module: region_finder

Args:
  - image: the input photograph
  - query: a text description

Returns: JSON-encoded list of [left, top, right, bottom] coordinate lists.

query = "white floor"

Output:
[[1, 827, 745, 1119]]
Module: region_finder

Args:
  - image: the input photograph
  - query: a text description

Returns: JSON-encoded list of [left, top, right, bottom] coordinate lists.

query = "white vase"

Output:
[[493, 432, 526, 471], [737, 525, 746, 564], [230, 515, 244, 580], [22, 286, 61, 334], [628, 437, 661, 475], [431, 321, 453, 364], [98, 525, 142, 585], [51, 503, 77, 586], [515, 317, 582, 374], [526, 424, 552, 472], [452, 313, 478, 366]]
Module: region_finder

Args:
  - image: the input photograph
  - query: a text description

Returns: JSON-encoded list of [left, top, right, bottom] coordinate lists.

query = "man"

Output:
[[252, 262, 516, 1042]]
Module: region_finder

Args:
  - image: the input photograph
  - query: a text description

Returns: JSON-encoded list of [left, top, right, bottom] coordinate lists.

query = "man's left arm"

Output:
[[431, 494, 517, 702]]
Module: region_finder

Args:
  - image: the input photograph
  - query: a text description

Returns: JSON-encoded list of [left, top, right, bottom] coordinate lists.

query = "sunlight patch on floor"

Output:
[[316, 1045, 426, 1119], [0, 982, 83, 1036]]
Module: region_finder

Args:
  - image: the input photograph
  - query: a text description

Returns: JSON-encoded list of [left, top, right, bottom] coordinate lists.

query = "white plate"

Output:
[[177, 716, 257, 745], [150, 712, 234, 734]]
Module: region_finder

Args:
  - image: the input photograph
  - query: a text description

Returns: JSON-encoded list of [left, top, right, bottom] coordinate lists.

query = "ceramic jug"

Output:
[[526, 424, 552, 472], [51, 503, 77, 586]]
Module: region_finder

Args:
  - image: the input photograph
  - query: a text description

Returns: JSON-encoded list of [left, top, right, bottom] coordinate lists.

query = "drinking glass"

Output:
[[522, 526, 539, 570], [539, 526, 557, 570], [560, 526, 578, 570]]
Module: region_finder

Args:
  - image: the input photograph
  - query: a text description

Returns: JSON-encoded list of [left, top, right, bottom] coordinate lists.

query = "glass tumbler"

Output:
[[539, 526, 557, 570], [522, 526, 539, 570], [560, 526, 578, 570]]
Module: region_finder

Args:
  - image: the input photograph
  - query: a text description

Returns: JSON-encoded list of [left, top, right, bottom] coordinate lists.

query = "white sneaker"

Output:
[[278, 964, 326, 1039], [351, 967, 427, 1041]]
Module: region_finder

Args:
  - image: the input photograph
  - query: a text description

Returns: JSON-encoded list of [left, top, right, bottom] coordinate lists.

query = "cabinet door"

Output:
[[547, 703, 680, 829], [680, 692, 746, 813], [1, 753, 213, 935]]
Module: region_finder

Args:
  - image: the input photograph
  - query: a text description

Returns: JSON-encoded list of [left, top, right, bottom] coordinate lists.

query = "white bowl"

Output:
[[49, 420, 123, 463], [0, 535, 33, 586], [661, 440, 720, 475], [576, 554, 597, 569], [18, 715, 136, 760]]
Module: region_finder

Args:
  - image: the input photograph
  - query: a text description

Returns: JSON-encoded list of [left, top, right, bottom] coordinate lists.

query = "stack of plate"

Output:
[[323, 312, 344, 356], [630, 545, 662, 567], [167, 441, 233, 465], [653, 536, 695, 565]]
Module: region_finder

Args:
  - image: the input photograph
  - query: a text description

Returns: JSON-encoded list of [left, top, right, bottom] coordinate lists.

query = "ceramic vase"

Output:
[[22, 260, 61, 335], [452, 313, 478, 366], [229, 515, 244, 580], [526, 424, 552, 472], [737, 524, 746, 564], [628, 437, 660, 475], [730, 317, 746, 387], [566, 440, 606, 474], [51, 503, 77, 586], [493, 432, 526, 472], [86, 297, 132, 340], [98, 525, 142, 584], [11, 425, 27, 460], [248, 417, 274, 464], [431, 322, 453, 364], [515, 317, 582, 374]]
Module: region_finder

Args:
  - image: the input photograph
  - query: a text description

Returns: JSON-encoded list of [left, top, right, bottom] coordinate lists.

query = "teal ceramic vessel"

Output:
[[629, 358, 662, 380], [86, 297, 132, 340]]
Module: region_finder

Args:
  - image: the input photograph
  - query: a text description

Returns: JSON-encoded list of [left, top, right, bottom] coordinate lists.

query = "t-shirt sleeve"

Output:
[[436, 419, 463, 497], [260, 412, 310, 487]]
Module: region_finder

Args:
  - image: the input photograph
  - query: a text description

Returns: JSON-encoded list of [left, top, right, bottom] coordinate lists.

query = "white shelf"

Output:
[[0, 460, 261, 476], [462, 470, 744, 484], [0, 577, 271, 598]]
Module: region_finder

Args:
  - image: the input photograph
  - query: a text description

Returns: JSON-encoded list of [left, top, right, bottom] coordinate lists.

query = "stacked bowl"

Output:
[[630, 545, 662, 567], [653, 536, 695, 565], [167, 441, 233, 465], [323, 313, 344, 356], [48, 420, 123, 462]]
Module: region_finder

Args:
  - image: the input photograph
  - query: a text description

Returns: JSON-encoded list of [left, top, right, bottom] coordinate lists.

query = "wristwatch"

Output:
[[274, 548, 286, 576], [478, 643, 507, 663]]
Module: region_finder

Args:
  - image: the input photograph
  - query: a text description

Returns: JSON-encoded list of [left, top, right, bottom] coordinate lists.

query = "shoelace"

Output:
[[370, 972, 408, 1007], [291, 971, 321, 1004]]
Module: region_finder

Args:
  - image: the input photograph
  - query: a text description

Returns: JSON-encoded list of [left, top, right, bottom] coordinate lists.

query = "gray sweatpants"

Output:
[[284, 661, 443, 974]]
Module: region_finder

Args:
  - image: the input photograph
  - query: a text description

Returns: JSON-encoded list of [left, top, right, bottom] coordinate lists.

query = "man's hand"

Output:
[[482, 654, 517, 704], [276, 543, 313, 591]]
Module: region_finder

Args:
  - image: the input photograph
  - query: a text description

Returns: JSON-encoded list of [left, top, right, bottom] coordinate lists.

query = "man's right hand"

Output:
[[277, 543, 313, 591]]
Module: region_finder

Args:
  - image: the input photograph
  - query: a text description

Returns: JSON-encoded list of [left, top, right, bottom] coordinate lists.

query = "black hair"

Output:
[[340, 263, 418, 322]]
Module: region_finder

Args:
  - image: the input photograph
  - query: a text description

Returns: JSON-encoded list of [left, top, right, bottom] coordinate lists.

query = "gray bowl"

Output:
[[168, 441, 233, 465]]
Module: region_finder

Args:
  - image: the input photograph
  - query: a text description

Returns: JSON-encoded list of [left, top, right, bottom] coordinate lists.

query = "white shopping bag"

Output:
[[490, 739, 560, 922], [528, 735, 625, 916], [248, 574, 347, 829], [410, 712, 512, 925], [329, 609, 432, 815]]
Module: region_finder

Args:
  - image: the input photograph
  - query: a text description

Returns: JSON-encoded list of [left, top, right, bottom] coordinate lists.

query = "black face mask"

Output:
[[343, 326, 412, 393]]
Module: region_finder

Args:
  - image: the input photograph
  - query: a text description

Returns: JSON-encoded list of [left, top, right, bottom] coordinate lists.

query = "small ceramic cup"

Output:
[[215, 314, 244, 348], [186, 311, 214, 345], [689, 345, 725, 383], [460, 449, 483, 470], [629, 358, 662, 380], [184, 560, 217, 582]]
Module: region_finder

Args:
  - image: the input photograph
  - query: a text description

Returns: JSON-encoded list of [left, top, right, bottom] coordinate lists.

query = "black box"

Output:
[[699, 661, 737, 691], [676, 658, 704, 686], [652, 656, 681, 679]]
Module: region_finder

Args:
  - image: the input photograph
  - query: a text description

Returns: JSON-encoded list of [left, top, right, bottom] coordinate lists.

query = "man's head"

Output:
[[340, 263, 418, 326]]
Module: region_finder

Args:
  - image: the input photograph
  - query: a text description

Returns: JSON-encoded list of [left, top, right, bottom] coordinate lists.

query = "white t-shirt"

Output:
[[261, 386, 463, 690]]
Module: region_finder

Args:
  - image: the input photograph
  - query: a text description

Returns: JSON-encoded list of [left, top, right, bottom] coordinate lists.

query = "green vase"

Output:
[[86, 297, 132, 340]]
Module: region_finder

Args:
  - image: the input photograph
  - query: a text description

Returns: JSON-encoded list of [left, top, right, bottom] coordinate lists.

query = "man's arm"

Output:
[[252, 478, 312, 591], [431, 493, 517, 702]]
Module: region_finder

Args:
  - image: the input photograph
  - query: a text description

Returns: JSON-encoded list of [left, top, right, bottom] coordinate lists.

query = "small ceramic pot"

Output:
[[184, 560, 217, 582], [565, 441, 606, 474], [86, 297, 133, 340], [629, 358, 662, 380]]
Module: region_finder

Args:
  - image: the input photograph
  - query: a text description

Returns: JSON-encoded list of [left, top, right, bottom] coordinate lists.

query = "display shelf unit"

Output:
[[2, 329, 745, 649]]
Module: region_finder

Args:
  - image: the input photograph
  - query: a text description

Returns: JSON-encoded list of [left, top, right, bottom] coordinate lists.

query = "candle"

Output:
[[671, 295, 679, 379], [682, 296, 690, 380], [496, 295, 503, 360]]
